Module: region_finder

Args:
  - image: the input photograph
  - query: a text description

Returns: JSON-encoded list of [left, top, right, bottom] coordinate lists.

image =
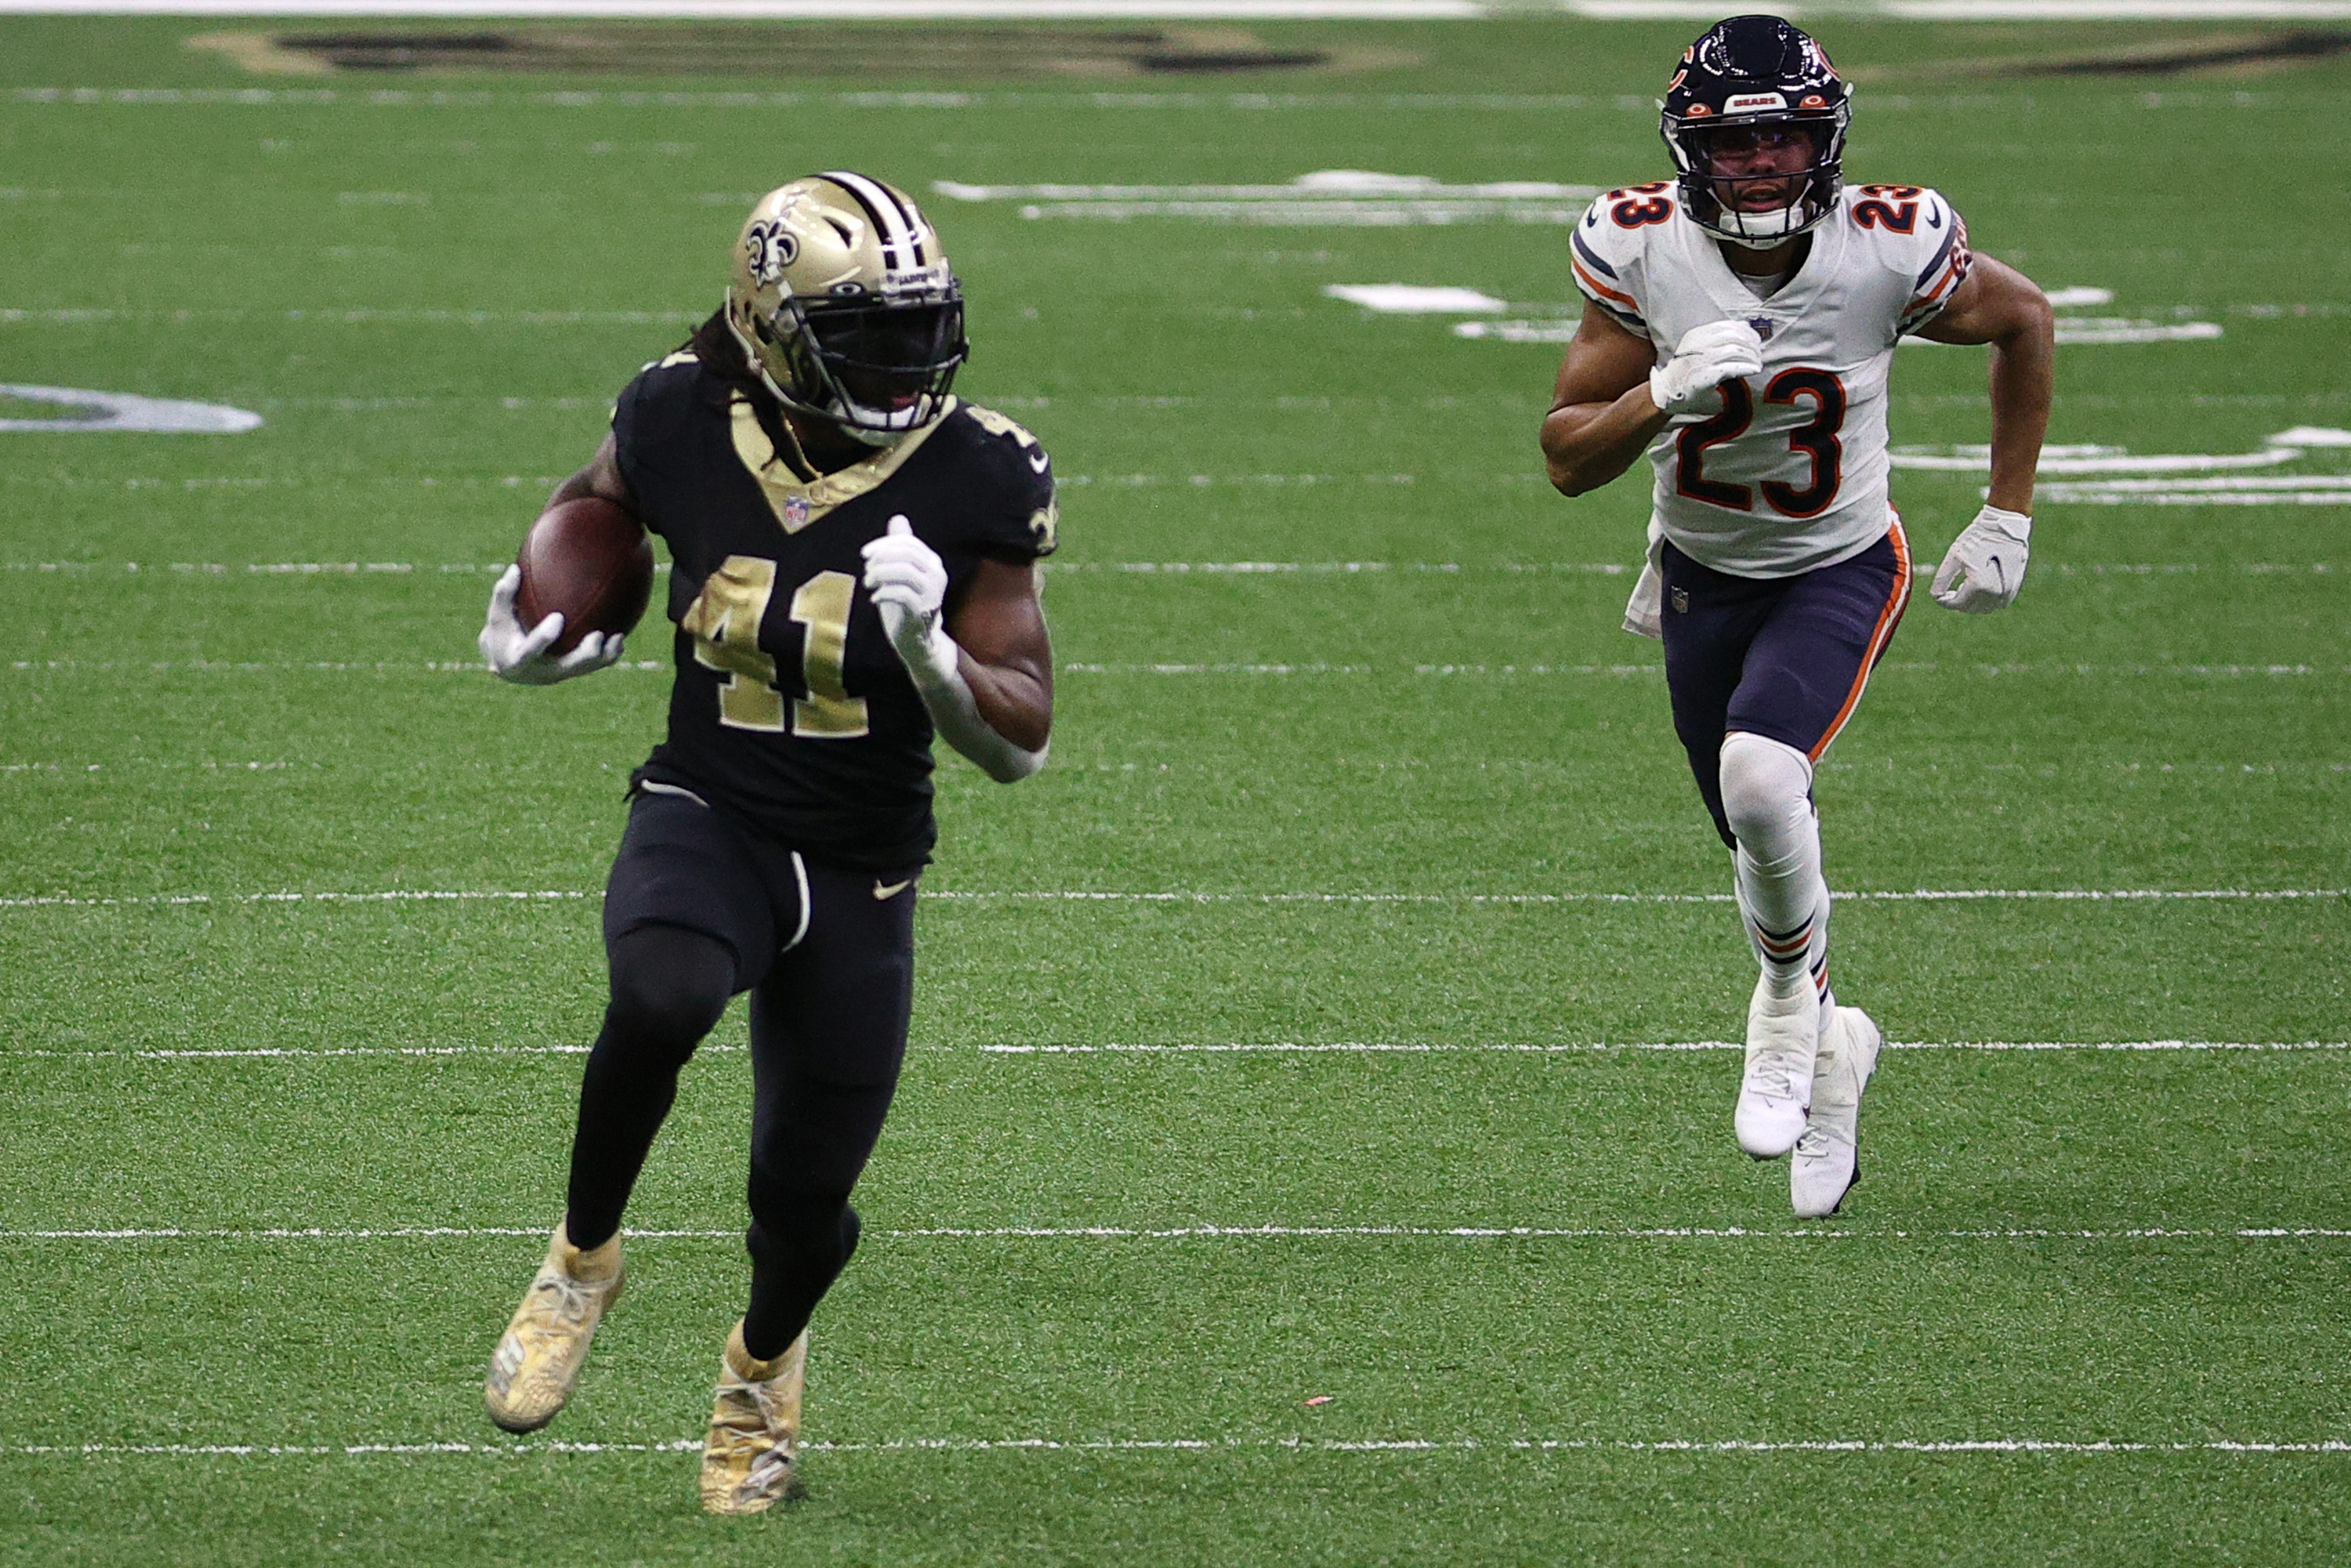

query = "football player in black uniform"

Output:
[[473, 171, 1056, 1514]]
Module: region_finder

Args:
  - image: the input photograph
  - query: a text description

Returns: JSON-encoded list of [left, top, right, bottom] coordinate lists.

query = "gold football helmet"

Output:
[[725, 172, 966, 445]]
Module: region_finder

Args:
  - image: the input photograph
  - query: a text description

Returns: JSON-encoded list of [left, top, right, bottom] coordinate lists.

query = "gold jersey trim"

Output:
[[727, 393, 958, 535]]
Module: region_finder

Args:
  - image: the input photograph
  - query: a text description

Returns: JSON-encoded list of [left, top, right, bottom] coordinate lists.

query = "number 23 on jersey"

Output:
[[681, 555, 869, 739], [1675, 368, 1847, 519]]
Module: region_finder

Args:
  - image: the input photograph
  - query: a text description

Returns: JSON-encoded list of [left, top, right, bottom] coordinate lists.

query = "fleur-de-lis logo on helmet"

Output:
[[723, 172, 968, 447], [744, 219, 799, 288]]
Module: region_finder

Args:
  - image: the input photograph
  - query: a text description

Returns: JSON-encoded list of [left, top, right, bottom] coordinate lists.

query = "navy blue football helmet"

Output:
[[1661, 15, 1851, 249]]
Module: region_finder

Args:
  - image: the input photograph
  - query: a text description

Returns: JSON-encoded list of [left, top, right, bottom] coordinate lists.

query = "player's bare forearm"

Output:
[[1541, 303, 1671, 497], [1980, 324, 2054, 514], [1543, 386, 1673, 497], [1916, 255, 2055, 515], [945, 557, 1053, 754], [546, 432, 644, 518]]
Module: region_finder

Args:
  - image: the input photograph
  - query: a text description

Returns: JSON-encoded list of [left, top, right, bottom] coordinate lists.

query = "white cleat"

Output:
[[1791, 1005, 1882, 1219], [1735, 972, 1820, 1160]]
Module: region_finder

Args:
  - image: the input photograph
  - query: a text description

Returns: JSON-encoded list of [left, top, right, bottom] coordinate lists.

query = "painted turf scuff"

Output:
[[937, 171, 1601, 226], [0, 384, 260, 433], [1893, 427, 2351, 506]]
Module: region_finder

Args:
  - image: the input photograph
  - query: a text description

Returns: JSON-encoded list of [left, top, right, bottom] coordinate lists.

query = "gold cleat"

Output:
[[699, 1320, 808, 1515], [484, 1222, 625, 1434]]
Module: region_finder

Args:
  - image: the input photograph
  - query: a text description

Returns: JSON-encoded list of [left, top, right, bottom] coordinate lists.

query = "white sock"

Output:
[[1719, 731, 1831, 1019]]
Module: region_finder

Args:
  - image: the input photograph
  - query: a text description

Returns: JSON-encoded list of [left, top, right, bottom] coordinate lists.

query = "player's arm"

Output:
[[479, 433, 645, 684], [944, 559, 1053, 755], [861, 520, 1052, 783], [1913, 255, 2054, 516], [1541, 304, 1669, 497], [545, 432, 639, 515], [1913, 255, 2056, 611], [1541, 306, 1765, 497]]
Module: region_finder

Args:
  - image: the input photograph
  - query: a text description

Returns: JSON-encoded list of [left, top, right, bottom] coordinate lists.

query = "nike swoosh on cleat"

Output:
[[873, 878, 913, 900], [1028, 451, 1049, 473]]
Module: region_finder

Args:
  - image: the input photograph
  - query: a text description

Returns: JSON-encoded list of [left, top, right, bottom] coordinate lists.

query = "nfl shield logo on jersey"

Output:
[[1748, 315, 1775, 342], [784, 494, 811, 527]]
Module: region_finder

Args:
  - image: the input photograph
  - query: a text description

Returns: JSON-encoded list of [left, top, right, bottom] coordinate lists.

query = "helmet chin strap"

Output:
[[1716, 201, 1811, 249], [838, 417, 908, 448]]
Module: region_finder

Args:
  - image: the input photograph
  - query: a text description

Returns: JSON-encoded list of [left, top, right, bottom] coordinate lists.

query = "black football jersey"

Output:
[[610, 344, 1057, 870]]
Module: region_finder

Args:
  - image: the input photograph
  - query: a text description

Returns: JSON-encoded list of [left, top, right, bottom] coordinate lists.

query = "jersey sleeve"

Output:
[[954, 402, 1060, 561], [608, 351, 702, 538], [1889, 187, 1972, 335], [1571, 189, 1665, 341]]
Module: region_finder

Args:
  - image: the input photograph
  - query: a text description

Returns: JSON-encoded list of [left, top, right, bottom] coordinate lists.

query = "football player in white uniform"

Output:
[[1539, 15, 2054, 1215]]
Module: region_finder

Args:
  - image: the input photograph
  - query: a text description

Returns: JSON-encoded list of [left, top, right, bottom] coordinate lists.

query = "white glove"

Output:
[[859, 513, 1046, 783], [1931, 505, 2033, 613], [477, 563, 625, 685], [1649, 320, 1765, 416], [860, 515, 957, 687]]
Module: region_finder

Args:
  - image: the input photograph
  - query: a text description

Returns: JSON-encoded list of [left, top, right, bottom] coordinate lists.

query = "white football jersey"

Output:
[[1573, 180, 1970, 578]]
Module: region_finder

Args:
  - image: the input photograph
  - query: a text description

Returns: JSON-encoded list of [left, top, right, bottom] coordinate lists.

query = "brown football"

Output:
[[513, 495, 654, 657]]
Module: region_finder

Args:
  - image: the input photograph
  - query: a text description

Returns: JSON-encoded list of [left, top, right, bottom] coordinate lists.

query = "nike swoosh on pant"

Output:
[[873, 879, 913, 900]]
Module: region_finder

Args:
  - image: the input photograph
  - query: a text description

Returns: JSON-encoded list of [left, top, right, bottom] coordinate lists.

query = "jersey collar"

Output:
[[726, 393, 957, 534], [1682, 200, 1845, 331]]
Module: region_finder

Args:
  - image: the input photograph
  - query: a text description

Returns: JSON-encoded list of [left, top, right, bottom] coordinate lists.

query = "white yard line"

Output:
[[981, 1040, 2351, 1054], [0, 1, 1490, 18], [7, 1225, 2348, 1241], [15, 1039, 2339, 1061], [2, 84, 1587, 109], [4, 758, 2340, 777], [7, 659, 2347, 679], [0, 306, 703, 324], [3, 659, 669, 672], [10, 1042, 755, 1059], [0, 889, 596, 908], [5, 887, 2349, 911], [923, 888, 2351, 903], [14, 1044, 599, 1058], [1060, 661, 2351, 677], [5, 560, 2338, 576], [8, 1434, 2349, 1458]]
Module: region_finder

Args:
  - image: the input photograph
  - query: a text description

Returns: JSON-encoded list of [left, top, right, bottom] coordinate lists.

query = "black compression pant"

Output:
[[564, 789, 918, 1360]]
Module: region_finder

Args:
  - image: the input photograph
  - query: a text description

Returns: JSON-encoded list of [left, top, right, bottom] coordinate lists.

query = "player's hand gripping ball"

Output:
[[481, 496, 652, 684], [1649, 319, 1766, 416]]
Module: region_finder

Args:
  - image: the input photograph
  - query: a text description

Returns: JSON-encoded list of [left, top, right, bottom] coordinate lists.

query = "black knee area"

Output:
[[603, 924, 736, 1066]]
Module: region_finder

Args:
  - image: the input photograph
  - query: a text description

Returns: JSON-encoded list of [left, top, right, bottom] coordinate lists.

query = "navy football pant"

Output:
[[1660, 523, 1912, 847], [564, 788, 919, 1360]]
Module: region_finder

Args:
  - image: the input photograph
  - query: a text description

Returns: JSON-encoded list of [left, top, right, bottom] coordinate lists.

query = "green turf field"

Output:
[[2, 12, 2349, 1563]]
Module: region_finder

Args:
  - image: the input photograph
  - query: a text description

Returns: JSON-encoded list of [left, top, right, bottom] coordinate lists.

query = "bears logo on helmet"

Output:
[[1659, 14, 1851, 250]]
